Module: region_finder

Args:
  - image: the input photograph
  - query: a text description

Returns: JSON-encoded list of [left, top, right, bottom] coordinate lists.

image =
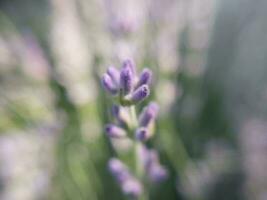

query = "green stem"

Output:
[[129, 106, 149, 200], [129, 106, 138, 129]]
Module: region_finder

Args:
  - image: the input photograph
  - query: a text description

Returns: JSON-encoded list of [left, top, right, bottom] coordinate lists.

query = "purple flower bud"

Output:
[[107, 66, 120, 86], [108, 158, 130, 182], [144, 149, 159, 170], [139, 147, 168, 183], [135, 128, 150, 141], [138, 144, 150, 167], [139, 146, 158, 171], [120, 64, 134, 95], [122, 59, 136, 76], [105, 124, 126, 138], [138, 102, 159, 127], [111, 105, 120, 118], [102, 73, 118, 95], [108, 158, 143, 196], [122, 178, 143, 198], [127, 85, 150, 104], [136, 68, 152, 88], [149, 164, 168, 183]]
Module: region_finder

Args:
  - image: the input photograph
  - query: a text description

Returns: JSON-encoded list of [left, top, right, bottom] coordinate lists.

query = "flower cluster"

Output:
[[102, 59, 151, 106], [101, 59, 168, 198]]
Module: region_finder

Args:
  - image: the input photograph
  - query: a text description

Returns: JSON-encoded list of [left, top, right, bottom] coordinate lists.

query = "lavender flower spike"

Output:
[[102, 59, 168, 198], [120, 64, 134, 95], [139, 102, 159, 127], [105, 124, 127, 138], [136, 68, 152, 88], [102, 73, 118, 95], [126, 84, 150, 104]]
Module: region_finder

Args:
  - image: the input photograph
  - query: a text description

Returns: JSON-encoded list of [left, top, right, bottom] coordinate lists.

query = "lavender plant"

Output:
[[101, 59, 168, 200]]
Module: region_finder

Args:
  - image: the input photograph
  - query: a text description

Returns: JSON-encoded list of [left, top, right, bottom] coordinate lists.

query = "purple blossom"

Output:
[[102, 73, 118, 95], [136, 68, 152, 88], [120, 64, 134, 95], [107, 66, 120, 86], [127, 85, 150, 104], [122, 59, 136, 76], [111, 105, 120, 118], [122, 178, 143, 198], [139, 102, 159, 127], [135, 127, 150, 141], [108, 158, 130, 183], [140, 146, 168, 183], [143, 148, 159, 170], [108, 158, 143, 197], [105, 124, 126, 138], [102, 59, 152, 106], [149, 164, 168, 183]]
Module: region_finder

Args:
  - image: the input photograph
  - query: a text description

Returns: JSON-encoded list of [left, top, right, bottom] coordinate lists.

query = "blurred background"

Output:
[[0, 0, 267, 199]]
